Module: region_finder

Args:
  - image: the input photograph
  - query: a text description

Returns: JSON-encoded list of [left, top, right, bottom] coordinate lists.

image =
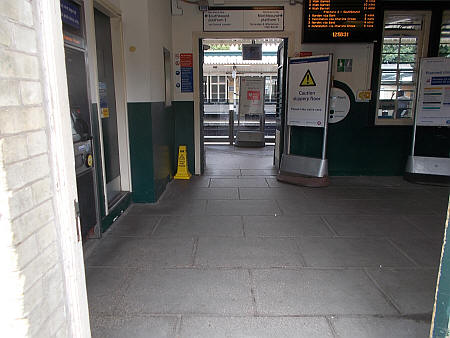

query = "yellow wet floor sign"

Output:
[[174, 145, 191, 179], [300, 70, 316, 86]]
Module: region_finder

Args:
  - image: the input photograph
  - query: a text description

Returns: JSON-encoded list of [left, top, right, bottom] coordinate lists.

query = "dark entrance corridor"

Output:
[[86, 146, 447, 337]]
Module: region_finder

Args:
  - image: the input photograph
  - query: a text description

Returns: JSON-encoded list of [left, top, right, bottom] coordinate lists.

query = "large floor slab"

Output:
[[367, 269, 438, 314], [121, 268, 254, 315], [331, 316, 431, 338], [253, 269, 398, 315], [86, 237, 194, 268], [243, 215, 333, 237], [179, 316, 334, 338], [323, 215, 425, 239], [297, 237, 414, 268], [206, 199, 281, 216], [154, 215, 244, 238], [87, 145, 447, 337], [90, 315, 178, 338], [195, 237, 305, 268]]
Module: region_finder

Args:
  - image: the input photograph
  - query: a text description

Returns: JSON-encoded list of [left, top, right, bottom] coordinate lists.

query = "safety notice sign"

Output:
[[238, 77, 265, 117], [416, 57, 450, 126], [287, 55, 332, 127]]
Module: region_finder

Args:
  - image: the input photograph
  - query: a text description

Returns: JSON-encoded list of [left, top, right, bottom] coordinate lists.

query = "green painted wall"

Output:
[[151, 102, 175, 200], [432, 203, 450, 338], [290, 81, 415, 176], [128, 102, 156, 202], [173, 101, 195, 174], [128, 101, 189, 203]]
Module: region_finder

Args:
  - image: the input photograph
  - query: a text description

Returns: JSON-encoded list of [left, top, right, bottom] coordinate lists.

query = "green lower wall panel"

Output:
[[128, 101, 189, 203], [101, 193, 132, 232], [432, 203, 450, 338], [290, 81, 413, 176], [151, 102, 175, 200], [173, 101, 195, 174], [128, 102, 156, 202]]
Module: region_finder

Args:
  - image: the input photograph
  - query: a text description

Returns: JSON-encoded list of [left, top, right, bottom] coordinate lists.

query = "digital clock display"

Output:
[[303, 0, 377, 42]]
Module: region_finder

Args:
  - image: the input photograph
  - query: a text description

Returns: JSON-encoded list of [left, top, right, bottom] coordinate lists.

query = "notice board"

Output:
[[238, 77, 265, 117], [303, 0, 376, 42], [286, 55, 332, 127], [416, 57, 450, 126]]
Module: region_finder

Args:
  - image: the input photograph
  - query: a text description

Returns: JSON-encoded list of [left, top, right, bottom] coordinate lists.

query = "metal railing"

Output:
[[203, 102, 276, 144]]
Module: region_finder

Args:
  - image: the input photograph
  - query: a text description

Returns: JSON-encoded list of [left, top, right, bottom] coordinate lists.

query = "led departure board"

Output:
[[303, 0, 376, 42]]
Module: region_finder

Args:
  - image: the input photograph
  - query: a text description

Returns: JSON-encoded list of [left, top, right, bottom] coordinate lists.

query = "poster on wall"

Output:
[[238, 77, 265, 117], [180, 53, 193, 93], [328, 87, 350, 124], [416, 57, 450, 126], [286, 55, 332, 127]]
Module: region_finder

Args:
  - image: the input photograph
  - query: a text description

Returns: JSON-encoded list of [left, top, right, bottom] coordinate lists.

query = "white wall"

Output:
[[120, 0, 152, 102], [170, 1, 373, 100], [301, 43, 374, 98], [148, 0, 173, 102], [117, 0, 173, 102], [171, 1, 303, 102]]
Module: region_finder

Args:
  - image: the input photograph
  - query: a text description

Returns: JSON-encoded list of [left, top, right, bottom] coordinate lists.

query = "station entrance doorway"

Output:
[[199, 38, 288, 171]]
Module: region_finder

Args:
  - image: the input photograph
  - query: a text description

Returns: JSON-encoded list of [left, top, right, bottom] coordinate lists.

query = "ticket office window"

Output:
[[376, 12, 430, 125], [439, 11, 450, 57]]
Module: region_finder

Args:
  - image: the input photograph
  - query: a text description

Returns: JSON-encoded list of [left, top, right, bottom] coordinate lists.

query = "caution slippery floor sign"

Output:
[[300, 70, 316, 86], [287, 55, 332, 127], [174, 145, 191, 179]]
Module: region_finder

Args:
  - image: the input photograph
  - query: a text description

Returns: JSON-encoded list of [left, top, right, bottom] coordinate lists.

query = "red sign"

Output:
[[180, 53, 193, 67], [247, 90, 261, 101]]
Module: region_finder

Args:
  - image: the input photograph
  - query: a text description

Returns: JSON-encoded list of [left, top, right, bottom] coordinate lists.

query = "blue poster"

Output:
[[60, 0, 81, 30], [181, 67, 193, 92]]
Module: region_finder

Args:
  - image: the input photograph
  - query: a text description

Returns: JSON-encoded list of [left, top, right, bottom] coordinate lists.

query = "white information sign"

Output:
[[287, 55, 332, 127], [238, 77, 265, 117], [328, 88, 350, 124], [416, 57, 450, 126], [204, 8, 283, 32]]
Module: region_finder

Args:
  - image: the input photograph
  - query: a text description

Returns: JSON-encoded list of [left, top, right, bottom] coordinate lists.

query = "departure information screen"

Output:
[[303, 0, 376, 42]]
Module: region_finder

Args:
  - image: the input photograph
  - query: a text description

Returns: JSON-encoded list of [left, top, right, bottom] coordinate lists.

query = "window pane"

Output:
[[377, 12, 425, 124], [211, 76, 218, 84], [400, 44, 417, 54], [378, 101, 395, 118], [381, 71, 397, 82], [384, 15, 422, 30], [399, 53, 415, 63], [399, 71, 415, 82], [439, 11, 450, 57], [382, 53, 399, 64], [219, 76, 225, 83], [379, 90, 396, 100]]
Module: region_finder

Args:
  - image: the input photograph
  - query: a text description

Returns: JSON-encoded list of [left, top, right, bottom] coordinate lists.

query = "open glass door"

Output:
[[274, 38, 288, 168]]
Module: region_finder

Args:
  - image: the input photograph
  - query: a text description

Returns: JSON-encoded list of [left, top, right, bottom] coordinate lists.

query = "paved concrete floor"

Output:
[[86, 145, 449, 337]]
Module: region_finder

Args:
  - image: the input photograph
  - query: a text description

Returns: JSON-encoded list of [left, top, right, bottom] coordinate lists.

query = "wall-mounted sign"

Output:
[[416, 57, 450, 126], [204, 7, 284, 32], [329, 88, 350, 124], [287, 55, 332, 127], [238, 77, 265, 117], [242, 44, 262, 60], [98, 82, 109, 118], [303, 0, 376, 42], [60, 0, 81, 30], [337, 58, 353, 72], [356, 90, 371, 102], [178, 53, 193, 93]]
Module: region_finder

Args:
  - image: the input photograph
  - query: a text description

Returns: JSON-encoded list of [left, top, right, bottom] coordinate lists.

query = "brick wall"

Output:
[[0, 0, 69, 336]]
